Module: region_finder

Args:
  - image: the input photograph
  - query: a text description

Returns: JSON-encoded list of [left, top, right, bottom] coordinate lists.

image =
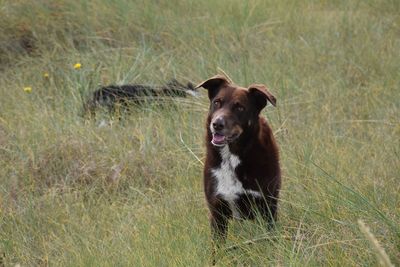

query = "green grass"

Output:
[[0, 0, 399, 266]]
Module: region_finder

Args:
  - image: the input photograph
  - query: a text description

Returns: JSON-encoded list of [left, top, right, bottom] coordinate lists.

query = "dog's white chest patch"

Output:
[[212, 146, 261, 218]]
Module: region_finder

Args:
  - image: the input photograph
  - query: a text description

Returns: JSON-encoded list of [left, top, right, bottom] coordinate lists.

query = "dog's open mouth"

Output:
[[211, 133, 226, 146], [211, 133, 240, 147]]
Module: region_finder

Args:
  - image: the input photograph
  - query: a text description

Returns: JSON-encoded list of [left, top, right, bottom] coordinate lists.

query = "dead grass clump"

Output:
[[28, 139, 107, 189], [25, 138, 173, 193]]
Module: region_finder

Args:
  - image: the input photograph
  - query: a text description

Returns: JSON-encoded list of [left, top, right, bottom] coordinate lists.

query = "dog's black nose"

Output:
[[212, 117, 225, 131]]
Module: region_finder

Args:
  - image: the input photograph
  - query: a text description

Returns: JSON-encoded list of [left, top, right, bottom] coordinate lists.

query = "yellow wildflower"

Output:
[[23, 87, 32, 93], [73, 63, 82, 70], [43, 72, 49, 78]]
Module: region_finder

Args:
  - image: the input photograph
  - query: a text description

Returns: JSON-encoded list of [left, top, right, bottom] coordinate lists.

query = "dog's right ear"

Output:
[[195, 75, 229, 100]]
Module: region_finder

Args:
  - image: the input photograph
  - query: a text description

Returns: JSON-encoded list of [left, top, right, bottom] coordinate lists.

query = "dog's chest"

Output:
[[211, 146, 261, 218]]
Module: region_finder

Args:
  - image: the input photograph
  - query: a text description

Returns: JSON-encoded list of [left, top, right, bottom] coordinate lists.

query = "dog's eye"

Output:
[[213, 99, 221, 108]]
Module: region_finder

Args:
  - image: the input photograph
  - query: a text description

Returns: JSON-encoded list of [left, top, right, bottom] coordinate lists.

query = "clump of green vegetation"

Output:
[[0, 0, 399, 265]]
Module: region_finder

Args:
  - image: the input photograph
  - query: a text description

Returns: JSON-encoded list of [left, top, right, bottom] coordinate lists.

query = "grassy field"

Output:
[[0, 0, 399, 266]]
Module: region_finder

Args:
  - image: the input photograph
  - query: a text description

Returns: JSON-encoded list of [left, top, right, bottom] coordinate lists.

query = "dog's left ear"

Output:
[[195, 75, 230, 100], [248, 84, 277, 110]]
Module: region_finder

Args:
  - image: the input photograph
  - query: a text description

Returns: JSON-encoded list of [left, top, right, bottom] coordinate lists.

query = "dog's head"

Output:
[[196, 75, 276, 147]]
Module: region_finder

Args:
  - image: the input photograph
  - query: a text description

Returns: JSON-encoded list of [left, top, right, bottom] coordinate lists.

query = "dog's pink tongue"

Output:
[[212, 134, 225, 144]]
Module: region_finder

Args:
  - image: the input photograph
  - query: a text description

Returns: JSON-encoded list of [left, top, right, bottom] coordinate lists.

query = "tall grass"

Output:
[[0, 0, 399, 265]]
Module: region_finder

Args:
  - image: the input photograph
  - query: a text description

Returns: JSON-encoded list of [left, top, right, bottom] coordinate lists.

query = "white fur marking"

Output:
[[212, 146, 261, 218], [185, 90, 198, 97]]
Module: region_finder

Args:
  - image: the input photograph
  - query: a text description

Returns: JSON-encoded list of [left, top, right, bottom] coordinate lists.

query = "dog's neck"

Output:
[[228, 121, 261, 156]]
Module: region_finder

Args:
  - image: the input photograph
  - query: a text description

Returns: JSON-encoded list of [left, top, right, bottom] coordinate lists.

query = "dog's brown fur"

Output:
[[196, 75, 281, 255]]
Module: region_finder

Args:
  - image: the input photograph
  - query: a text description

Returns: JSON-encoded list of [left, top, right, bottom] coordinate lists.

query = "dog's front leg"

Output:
[[210, 213, 228, 265], [259, 196, 278, 230], [209, 200, 230, 265]]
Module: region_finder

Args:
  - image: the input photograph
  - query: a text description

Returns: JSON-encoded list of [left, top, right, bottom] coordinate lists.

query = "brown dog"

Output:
[[196, 75, 281, 250]]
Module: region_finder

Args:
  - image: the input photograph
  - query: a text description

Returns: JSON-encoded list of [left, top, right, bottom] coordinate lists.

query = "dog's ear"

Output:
[[248, 84, 276, 110], [195, 75, 230, 100]]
